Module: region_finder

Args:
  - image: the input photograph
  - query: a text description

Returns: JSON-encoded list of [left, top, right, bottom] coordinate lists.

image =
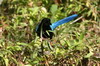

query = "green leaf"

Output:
[[56, 48, 60, 55], [79, 33, 84, 40], [3, 58, 9, 66], [7, 46, 22, 51], [10, 57, 18, 65], [50, 4, 58, 14], [29, 7, 39, 15], [84, 52, 93, 58], [25, 65, 32, 66], [29, 19, 34, 26]]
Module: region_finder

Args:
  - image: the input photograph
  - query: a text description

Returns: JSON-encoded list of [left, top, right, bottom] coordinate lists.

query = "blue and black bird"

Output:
[[36, 14, 78, 39]]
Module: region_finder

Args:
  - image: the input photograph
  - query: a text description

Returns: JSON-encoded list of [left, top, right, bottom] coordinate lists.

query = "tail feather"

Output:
[[50, 14, 78, 30]]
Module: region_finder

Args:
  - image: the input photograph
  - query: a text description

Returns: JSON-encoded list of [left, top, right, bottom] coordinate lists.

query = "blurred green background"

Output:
[[0, 0, 100, 66]]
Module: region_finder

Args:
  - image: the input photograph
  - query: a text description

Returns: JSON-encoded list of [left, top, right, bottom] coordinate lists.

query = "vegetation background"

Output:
[[0, 0, 100, 66]]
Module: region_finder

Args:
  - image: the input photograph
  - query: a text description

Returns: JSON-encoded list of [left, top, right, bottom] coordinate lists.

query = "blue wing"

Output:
[[50, 14, 78, 30]]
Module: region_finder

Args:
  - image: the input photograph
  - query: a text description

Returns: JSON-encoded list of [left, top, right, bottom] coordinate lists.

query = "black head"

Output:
[[36, 18, 54, 39]]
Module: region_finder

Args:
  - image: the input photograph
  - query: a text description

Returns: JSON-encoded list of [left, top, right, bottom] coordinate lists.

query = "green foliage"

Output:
[[0, 0, 99, 65]]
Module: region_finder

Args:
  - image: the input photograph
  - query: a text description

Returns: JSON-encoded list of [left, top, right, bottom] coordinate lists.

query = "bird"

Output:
[[36, 14, 78, 39], [36, 18, 54, 39]]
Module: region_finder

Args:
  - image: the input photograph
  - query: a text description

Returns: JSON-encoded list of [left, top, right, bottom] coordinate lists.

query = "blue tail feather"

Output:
[[50, 14, 78, 30]]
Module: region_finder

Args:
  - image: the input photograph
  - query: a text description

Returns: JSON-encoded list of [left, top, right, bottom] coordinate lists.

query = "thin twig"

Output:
[[70, 16, 83, 24]]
